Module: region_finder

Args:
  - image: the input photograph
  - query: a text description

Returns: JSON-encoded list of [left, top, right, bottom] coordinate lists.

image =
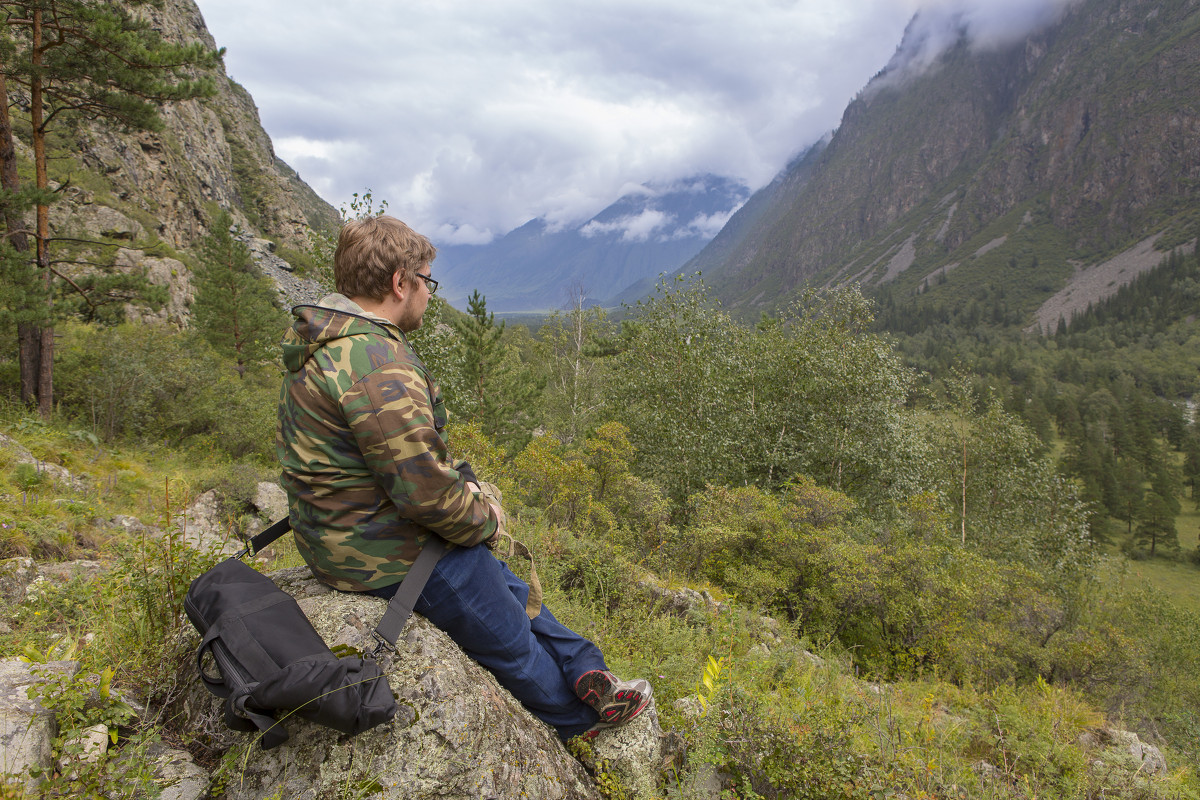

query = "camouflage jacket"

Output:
[[276, 294, 497, 591]]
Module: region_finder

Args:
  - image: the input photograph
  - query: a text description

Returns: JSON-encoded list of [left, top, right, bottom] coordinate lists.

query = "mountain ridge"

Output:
[[682, 0, 1200, 327], [433, 175, 749, 312]]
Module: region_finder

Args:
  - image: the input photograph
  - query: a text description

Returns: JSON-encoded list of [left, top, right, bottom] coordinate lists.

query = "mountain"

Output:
[[433, 176, 749, 313], [686, 0, 1200, 329], [89, 0, 341, 246], [6, 0, 339, 321]]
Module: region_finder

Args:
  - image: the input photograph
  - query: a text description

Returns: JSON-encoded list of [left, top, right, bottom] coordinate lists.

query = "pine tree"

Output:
[[449, 290, 539, 445], [192, 212, 285, 375], [452, 290, 505, 423], [1134, 491, 1179, 557], [1182, 430, 1200, 510], [1109, 458, 1144, 536], [0, 0, 220, 415]]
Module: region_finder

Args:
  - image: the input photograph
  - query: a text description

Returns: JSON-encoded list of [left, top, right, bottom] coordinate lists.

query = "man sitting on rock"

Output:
[[275, 214, 651, 741]]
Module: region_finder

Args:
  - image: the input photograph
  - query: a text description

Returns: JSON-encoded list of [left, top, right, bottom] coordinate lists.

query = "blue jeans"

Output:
[[367, 543, 605, 739]]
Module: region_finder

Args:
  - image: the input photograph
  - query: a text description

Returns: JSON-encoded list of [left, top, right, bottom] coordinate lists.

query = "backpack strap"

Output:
[[238, 518, 448, 659], [370, 537, 446, 657], [229, 692, 290, 749], [236, 516, 293, 559]]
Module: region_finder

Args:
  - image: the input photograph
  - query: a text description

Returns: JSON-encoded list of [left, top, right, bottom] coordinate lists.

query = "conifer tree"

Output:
[[449, 290, 538, 445], [0, 0, 220, 415], [192, 212, 285, 375], [452, 290, 505, 423], [1134, 491, 1178, 557], [1110, 459, 1145, 536], [1183, 431, 1200, 509]]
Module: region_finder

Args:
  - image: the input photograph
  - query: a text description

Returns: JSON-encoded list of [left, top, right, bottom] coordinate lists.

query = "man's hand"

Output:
[[467, 481, 505, 548]]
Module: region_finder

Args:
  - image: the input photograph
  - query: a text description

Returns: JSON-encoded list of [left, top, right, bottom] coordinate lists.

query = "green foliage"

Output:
[[23, 659, 158, 798], [928, 382, 1095, 578], [0, 224, 48, 329], [696, 654, 725, 716], [274, 242, 323, 281], [0, 1, 220, 132], [703, 683, 877, 800], [534, 299, 616, 443], [0, 0, 221, 415], [224, 133, 269, 229], [54, 320, 279, 461], [883, 241, 1200, 569], [192, 211, 288, 373], [610, 280, 927, 506], [10, 461, 44, 493], [448, 290, 540, 445], [2, 394, 1199, 798], [608, 276, 751, 502], [512, 434, 606, 531]]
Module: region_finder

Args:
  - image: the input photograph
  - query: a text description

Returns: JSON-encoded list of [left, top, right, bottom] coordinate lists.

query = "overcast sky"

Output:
[[191, 0, 1077, 245]]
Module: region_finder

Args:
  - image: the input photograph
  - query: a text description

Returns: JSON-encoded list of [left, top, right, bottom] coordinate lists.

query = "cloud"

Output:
[[680, 206, 744, 239], [193, 0, 1077, 244], [581, 209, 673, 242], [883, 0, 1081, 78]]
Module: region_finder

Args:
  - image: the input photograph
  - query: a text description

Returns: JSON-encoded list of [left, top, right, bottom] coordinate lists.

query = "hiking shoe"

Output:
[[574, 670, 652, 727]]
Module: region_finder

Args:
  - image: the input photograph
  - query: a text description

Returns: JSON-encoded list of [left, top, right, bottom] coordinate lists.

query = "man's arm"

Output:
[[342, 364, 498, 547]]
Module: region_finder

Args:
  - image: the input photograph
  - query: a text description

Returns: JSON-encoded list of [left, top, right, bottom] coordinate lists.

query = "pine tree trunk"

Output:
[[31, 8, 54, 419], [0, 70, 38, 408], [17, 325, 40, 407]]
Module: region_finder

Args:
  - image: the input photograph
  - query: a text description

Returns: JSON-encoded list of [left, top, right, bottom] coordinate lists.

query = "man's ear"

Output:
[[390, 270, 408, 301]]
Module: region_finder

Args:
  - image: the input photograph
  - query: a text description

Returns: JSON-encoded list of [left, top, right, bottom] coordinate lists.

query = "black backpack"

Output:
[[184, 519, 444, 750]]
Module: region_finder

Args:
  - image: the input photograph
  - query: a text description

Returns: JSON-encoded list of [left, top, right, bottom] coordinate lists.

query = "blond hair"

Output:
[[333, 215, 436, 301]]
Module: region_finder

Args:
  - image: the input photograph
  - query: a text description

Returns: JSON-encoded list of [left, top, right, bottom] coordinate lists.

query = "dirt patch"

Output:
[[974, 235, 1008, 258], [880, 235, 918, 284], [1030, 234, 1191, 334]]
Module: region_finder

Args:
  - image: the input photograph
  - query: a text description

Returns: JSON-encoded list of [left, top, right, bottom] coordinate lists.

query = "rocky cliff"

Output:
[[689, 0, 1200, 324], [11, 0, 339, 320]]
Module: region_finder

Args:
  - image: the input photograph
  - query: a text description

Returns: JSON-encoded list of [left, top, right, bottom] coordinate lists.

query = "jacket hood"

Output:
[[281, 293, 402, 372]]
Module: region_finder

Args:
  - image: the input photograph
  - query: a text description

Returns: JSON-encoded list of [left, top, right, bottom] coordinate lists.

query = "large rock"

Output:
[[180, 567, 610, 800], [577, 707, 675, 800], [147, 743, 210, 800], [0, 659, 78, 793], [113, 247, 193, 327], [0, 558, 40, 606], [0, 433, 85, 493], [173, 490, 241, 556], [1079, 727, 1168, 776], [251, 481, 289, 523], [243, 482, 293, 546]]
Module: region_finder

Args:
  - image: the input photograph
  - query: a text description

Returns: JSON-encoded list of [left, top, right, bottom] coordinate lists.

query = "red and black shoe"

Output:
[[574, 670, 652, 728]]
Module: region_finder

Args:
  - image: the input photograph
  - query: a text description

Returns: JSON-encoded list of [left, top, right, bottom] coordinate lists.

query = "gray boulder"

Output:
[[1079, 727, 1167, 776], [147, 743, 210, 800], [0, 558, 40, 606], [0, 433, 85, 493], [173, 490, 241, 556], [0, 659, 78, 793], [180, 567, 624, 800], [244, 481, 290, 544], [252, 481, 289, 523], [578, 706, 675, 799]]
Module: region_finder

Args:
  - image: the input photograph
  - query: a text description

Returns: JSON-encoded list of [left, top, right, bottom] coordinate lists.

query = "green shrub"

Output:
[[700, 684, 876, 800], [55, 321, 279, 462]]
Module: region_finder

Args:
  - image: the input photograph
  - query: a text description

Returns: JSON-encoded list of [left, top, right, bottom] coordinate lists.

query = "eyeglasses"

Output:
[[415, 272, 439, 295]]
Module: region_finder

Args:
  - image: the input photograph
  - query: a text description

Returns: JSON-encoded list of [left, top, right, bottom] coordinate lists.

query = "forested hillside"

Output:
[[0, 0, 1198, 798], [689, 0, 1200, 327]]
